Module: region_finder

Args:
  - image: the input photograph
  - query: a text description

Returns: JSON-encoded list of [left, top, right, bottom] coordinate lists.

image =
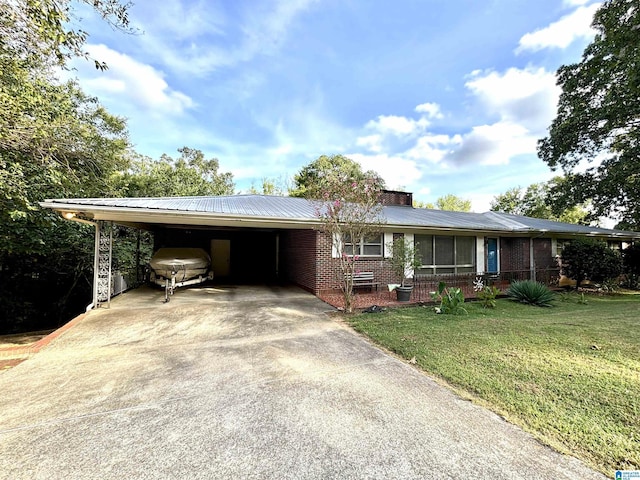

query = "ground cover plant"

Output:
[[349, 295, 640, 476]]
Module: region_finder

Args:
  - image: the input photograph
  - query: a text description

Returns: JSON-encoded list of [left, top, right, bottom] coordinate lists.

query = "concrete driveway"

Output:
[[0, 285, 604, 480]]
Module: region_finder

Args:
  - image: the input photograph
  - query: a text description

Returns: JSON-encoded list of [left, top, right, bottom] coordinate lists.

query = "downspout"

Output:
[[60, 213, 99, 311]]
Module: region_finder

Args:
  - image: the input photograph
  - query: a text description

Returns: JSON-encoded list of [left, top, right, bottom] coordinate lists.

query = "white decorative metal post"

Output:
[[93, 221, 113, 308]]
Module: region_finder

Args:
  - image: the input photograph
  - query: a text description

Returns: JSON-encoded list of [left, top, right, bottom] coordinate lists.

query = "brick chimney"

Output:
[[378, 189, 413, 206]]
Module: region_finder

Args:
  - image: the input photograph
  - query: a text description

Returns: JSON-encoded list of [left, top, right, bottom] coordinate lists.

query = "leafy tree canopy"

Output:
[[115, 147, 235, 197], [415, 194, 471, 212], [561, 238, 622, 288], [491, 178, 589, 224], [290, 154, 385, 199], [538, 0, 640, 229]]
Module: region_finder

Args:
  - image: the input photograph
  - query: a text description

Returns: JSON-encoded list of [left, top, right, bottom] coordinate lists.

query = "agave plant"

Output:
[[506, 280, 555, 307]]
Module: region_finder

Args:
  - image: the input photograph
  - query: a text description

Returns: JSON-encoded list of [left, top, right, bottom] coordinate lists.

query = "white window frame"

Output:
[[415, 234, 476, 274], [343, 233, 384, 258]]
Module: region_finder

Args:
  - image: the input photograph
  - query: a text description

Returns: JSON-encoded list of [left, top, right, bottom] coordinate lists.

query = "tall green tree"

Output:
[[0, 0, 133, 333], [491, 178, 589, 224], [538, 0, 640, 229], [415, 194, 471, 212], [290, 154, 385, 199], [116, 148, 234, 197]]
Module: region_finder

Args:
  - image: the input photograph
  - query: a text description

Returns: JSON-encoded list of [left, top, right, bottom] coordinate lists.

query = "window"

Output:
[[343, 233, 383, 257], [415, 235, 476, 274]]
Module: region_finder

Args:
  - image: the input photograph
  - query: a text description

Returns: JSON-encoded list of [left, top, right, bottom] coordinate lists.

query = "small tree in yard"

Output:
[[561, 238, 622, 288], [388, 236, 422, 287], [314, 172, 384, 313]]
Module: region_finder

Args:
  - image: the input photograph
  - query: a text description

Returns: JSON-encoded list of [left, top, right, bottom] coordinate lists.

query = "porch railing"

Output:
[[412, 269, 561, 302]]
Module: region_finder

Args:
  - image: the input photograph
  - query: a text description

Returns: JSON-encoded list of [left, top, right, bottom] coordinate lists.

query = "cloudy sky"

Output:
[[69, 0, 600, 211]]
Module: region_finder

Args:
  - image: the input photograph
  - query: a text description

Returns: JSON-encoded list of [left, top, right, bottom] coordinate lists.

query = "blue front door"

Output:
[[487, 238, 498, 273]]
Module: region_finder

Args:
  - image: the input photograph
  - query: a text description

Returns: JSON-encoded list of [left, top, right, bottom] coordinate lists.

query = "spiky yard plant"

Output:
[[506, 280, 555, 307]]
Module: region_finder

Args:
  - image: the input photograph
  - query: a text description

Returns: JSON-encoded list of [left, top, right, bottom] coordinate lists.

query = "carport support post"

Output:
[[93, 221, 113, 308]]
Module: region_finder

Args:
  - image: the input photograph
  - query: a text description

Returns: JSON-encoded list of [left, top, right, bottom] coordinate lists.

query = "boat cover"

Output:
[[149, 248, 211, 281]]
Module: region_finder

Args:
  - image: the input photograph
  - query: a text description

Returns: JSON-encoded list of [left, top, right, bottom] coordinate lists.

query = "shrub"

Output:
[[622, 244, 640, 290], [431, 281, 467, 315], [561, 239, 622, 288], [506, 280, 555, 307], [476, 285, 500, 309]]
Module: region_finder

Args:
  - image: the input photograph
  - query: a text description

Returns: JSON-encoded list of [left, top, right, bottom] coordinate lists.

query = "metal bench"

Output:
[[346, 271, 380, 291]]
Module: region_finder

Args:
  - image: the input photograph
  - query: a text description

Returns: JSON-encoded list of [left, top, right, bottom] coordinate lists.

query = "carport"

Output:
[[40, 196, 320, 309]]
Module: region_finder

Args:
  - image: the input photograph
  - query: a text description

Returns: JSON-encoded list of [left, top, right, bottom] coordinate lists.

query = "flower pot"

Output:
[[395, 285, 413, 302]]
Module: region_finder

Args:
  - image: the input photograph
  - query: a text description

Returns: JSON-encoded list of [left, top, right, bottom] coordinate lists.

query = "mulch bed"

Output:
[[318, 289, 428, 311]]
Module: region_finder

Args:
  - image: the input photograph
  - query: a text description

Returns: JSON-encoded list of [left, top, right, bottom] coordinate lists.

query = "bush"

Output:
[[506, 280, 555, 307], [562, 239, 622, 288], [477, 285, 500, 309], [622, 244, 640, 289], [431, 282, 467, 315]]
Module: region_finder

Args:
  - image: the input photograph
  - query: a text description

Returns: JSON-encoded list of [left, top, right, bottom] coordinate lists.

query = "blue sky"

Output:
[[69, 0, 601, 211]]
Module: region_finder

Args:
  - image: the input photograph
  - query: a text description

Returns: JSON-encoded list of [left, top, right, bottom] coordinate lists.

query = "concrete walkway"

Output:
[[0, 285, 605, 479]]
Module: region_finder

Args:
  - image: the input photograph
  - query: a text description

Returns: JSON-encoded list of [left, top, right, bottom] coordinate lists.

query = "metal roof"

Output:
[[41, 194, 640, 239]]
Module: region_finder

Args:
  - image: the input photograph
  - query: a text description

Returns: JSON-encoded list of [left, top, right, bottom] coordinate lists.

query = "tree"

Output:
[[247, 175, 290, 196], [491, 178, 589, 224], [561, 238, 622, 288], [290, 154, 385, 199], [116, 148, 234, 197], [415, 194, 471, 212], [0, 0, 133, 333], [314, 175, 384, 313], [538, 0, 640, 228]]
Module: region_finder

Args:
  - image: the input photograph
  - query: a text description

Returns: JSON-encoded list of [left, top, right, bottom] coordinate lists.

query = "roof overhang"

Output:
[[40, 199, 640, 241]]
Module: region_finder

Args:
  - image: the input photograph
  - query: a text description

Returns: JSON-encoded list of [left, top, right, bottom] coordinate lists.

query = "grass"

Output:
[[348, 293, 640, 476]]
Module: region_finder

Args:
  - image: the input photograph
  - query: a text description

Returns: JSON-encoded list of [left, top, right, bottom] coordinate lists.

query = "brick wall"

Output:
[[316, 231, 403, 293], [500, 237, 530, 271], [533, 238, 555, 269], [378, 190, 413, 206], [280, 230, 317, 292]]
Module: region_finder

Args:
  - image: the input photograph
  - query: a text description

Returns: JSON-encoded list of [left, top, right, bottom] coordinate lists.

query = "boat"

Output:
[[149, 248, 214, 294]]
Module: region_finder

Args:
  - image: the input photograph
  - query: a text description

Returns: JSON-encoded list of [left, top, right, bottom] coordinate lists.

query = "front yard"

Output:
[[349, 293, 640, 476]]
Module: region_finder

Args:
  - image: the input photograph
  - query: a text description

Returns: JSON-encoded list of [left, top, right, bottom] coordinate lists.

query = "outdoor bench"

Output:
[[346, 271, 380, 291]]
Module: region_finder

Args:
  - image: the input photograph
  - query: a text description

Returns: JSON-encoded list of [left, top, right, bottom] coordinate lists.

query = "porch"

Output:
[[318, 268, 561, 310]]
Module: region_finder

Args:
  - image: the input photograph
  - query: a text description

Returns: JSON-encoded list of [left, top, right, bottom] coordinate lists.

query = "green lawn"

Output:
[[348, 294, 640, 476]]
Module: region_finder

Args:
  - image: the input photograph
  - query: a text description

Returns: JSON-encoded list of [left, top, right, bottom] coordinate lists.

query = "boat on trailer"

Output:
[[149, 248, 214, 300]]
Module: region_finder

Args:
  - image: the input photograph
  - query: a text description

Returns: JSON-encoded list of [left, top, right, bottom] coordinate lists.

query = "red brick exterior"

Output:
[[500, 237, 530, 271], [378, 190, 413, 206], [533, 238, 555, 270], [282, 230, 558, 295], [315, 231, 402, 293], [280, 230, 317, 293]]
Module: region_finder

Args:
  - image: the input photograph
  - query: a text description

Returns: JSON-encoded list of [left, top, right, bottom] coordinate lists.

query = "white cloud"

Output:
[[365, 114, 430, 137], [465, 67, 560, 134], [405, 134, 461, 164], [356, 134, 383, 153], [415, 102, 443, 119], [348, 153, 422, 189], [81, 44, 194, 115], [138, 0, 319, 76], [437, 66, 561, 167], [445, 121, 536, 166], [516, 3, 600, 53]]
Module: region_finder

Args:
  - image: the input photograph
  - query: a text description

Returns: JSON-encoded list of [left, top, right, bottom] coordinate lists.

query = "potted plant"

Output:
[[387, 236, 422, 302]]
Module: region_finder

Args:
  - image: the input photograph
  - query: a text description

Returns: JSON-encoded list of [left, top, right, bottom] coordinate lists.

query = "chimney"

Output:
[[378, 189, 413, 206]]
